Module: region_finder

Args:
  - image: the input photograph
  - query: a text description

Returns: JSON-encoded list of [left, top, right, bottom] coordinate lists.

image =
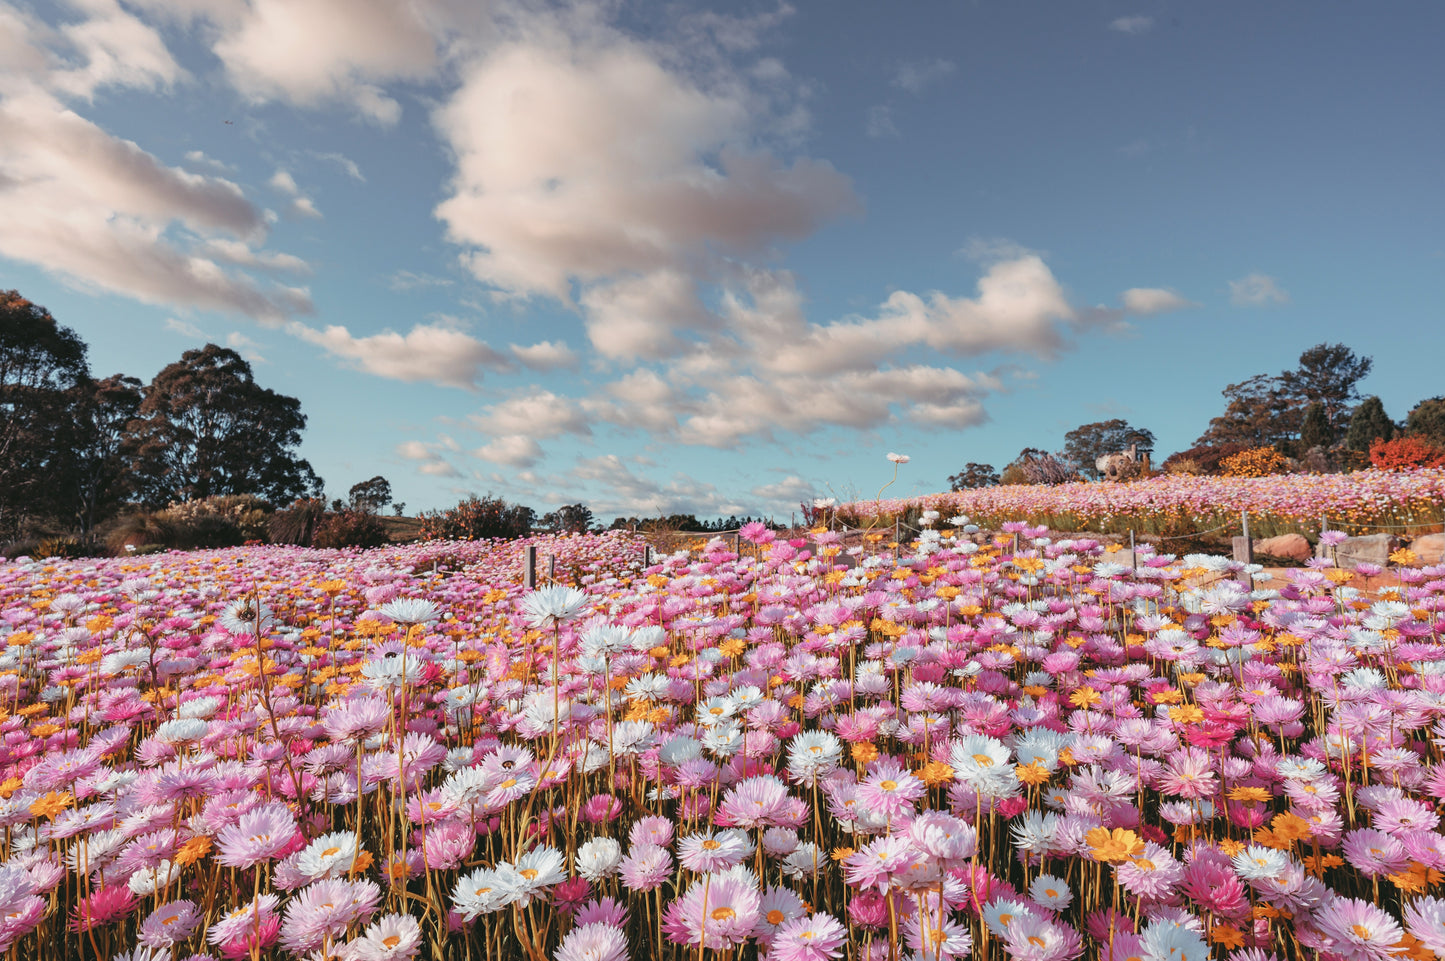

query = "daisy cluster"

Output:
[[1, 519, 1445, 961], [844, 467, 1445, 536]]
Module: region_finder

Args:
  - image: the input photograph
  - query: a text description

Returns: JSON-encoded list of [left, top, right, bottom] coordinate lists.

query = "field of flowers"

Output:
[[2, 519, 1445, 961], [841, 468, 1445, 539]]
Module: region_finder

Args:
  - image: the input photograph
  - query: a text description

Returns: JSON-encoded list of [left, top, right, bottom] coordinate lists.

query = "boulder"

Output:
[[1315, 533, 1399, 570], [1253, 533, 1311, 563], [1409, 533, 1445, 566]]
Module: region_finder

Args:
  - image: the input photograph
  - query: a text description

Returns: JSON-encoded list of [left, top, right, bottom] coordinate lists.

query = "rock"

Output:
[[1253, 533, 1311, 563], [1315, 533, 1399, 570], [1409, 533, 1445, 566]]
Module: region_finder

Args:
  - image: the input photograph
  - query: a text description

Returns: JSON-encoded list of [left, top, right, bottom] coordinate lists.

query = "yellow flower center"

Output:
[[972, 754, 994, 766], [879, 780, 898, 791], [767, 910, 785, 924], [321, 847, 341, 857], [383, 936, 401, 948], [702, 840, 721, 850], [711, 907, 736, 921], [519, 869, 538, 880]]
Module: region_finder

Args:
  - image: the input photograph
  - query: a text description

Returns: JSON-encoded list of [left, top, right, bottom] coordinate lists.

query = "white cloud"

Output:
[[397, 439, 460, 478], [510, 340, 578, 370], [388, 270, 453, 291], [579, 270, 715, 360], [291, 321, 511, 389], [865, 105, 899, 139], [210, 0, 443, 123], [1110, 16, 1154, 35], [891, 58, 955, 94], [570, 454, 748, 518], [47, 0, 187, 98], [1121, 287, 1196, 315], [1229, 273, 1290, 306], [164, 316, 203, 337], [472, 390, 589, 439], [473, 434, 543, 468], [289, 195, 321, 219], [311, 150, 365, 181], [0, 88, 311, 322], [225, 330, 265, 362], [749, 475, 817, 507], [433, 30, 858, 301], [269, 169, 299, 195]]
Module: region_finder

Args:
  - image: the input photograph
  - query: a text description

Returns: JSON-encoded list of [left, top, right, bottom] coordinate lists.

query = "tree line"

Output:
[[951, 342, 1445, 488], [1, 290, 323, 541]]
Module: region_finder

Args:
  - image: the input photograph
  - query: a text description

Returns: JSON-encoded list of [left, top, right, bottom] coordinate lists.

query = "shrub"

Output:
[[313, 510, 389, 549], [1161, 443, 1252, 475], [1164, 457, 1203, 476], [270, 498, 328, 546], [1220, 447, 1293, 478], [418, 495, 535, 541], [162, 495, 273, 543], [105, 512, 180, 554], [1369, 436, 1445, 471], [36, 536, 103, 559]]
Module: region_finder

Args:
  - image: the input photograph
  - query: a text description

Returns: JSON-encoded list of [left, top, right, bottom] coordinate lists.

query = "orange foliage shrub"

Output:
[[1220, 447, 1292, 478], [1370, 436, 1445, 471]]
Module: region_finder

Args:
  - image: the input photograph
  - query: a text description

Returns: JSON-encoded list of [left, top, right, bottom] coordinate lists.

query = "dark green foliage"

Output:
[[348, 476, 392, 514], [1407, 397, 1445, 447], [313, 510, 389, 549], [126, 344, 321, 508], [948, 463, 1000, 490], [1298, 402, 1332, 451], [1345, 396, 1395, 452], [539, 504, 594, 533], [0, 290, 91, 537], [1197, 343, 1373, 448]]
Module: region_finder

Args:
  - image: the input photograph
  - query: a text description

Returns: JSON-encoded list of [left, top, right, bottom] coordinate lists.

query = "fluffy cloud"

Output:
[[1121, 287, 1196, 315], [472, 390, 590, 439], [0, 4, 312, 322], [579, 270, 715, 360], [510, 340, 578, 370], [433, 31, 858, 301], [290, 321, 510, 389], [570, 455, 748, 518], [0, 89, 311, 321], [397, 439, 460, 477], [473, 434, 543, 467], [1229, 273, 1290, 306], [891, 58, 955, 94], [1110, 16, 1154, 35], [210, 0, 443, 123]]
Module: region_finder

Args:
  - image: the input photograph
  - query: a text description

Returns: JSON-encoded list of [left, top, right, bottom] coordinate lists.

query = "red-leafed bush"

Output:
[[1370, 436, 1445, 471]]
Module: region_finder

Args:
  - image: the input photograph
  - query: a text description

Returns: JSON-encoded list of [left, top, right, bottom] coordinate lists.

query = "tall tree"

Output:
[[1407, 397, 1445, 447], [348, 476, 392, 514], [948, 462, 1000, 490], [1344, 396, 1395, 452], [1298, 401, 1332, 451], [1280, 343, 1373, 432], [64, 374, 144, 532], [1062, 419, 1155, 479], [1195, 343, 1373, 449], [1195, 373, 1304, 448], [128, 344, 321, 507], [0, 291, 91, 536]]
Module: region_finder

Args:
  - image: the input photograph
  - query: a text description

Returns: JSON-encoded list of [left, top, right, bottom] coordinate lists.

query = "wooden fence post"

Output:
[[524, 544, 537, 589]]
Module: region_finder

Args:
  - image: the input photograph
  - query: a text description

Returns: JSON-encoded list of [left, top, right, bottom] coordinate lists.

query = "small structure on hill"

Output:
[[1096, 443, 1152, 482]]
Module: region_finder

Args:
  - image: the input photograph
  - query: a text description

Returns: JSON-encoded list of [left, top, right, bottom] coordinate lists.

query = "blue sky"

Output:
[[2, 0, 1441, 521]]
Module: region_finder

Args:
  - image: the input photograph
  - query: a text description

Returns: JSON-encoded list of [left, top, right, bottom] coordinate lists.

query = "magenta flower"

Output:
[[771, 912, 848, 961], [215, 800, 297, 869]]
